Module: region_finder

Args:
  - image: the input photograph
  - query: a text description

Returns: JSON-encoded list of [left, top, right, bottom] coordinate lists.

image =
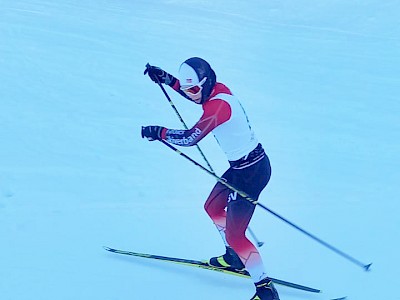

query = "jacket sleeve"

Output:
[[162, 99, 232, 146]]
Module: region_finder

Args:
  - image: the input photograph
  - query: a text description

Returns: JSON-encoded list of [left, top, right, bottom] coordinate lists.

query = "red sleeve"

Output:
[[161, 127, 167, 139], [171, 79, 181, 91], [199, 99, 231, 131], [164, 99, 232, 146]]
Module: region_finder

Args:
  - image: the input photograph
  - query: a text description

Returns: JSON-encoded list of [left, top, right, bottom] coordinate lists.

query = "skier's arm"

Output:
[[161, 99, 232, 146]]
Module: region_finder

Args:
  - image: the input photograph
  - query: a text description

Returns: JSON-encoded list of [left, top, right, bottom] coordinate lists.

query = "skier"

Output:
[[142, 57, 279, 300]]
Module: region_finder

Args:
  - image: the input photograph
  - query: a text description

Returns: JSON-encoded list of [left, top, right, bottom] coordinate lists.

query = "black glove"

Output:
[[144, 64, 176, 86], [141, 126, 165, 141]]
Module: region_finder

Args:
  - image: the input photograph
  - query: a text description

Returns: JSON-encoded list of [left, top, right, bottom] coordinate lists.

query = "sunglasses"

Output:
[[180, 77, 207, 96]]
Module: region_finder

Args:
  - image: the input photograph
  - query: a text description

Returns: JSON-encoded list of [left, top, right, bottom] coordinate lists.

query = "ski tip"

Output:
[[330, 297, 347, 300]]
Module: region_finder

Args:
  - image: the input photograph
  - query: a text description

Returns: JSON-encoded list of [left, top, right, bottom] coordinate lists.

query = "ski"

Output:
[[103, 246, 321, 293]]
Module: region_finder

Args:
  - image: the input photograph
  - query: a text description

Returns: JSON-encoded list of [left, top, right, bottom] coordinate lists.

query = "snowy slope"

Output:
[[1, 0, 399, 299]]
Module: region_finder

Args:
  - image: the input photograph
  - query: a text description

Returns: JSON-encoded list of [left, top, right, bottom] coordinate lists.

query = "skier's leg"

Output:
[[204, 181, 230, 246], [225, 154, 272, 282], [204, 182, 246, 269], [226, 198, 268, 282]]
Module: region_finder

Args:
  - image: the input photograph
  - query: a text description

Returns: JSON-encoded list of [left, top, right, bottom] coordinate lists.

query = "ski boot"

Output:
[[250, 277, 280, 300], [207, 246, 245, 271]]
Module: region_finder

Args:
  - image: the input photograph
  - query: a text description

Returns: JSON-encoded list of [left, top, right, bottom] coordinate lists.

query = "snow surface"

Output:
[[1, 0, 399, 299]]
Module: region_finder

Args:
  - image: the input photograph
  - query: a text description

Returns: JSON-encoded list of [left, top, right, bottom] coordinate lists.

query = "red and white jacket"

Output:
[[161, 82, 259, 161]]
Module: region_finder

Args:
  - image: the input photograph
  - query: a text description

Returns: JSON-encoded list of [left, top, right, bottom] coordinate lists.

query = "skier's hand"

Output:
[[144, 64, 176, 86], [141, 126, 165, 141]]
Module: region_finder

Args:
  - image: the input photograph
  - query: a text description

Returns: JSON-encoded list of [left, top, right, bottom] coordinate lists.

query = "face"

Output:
[[183, 89, 202, 103]]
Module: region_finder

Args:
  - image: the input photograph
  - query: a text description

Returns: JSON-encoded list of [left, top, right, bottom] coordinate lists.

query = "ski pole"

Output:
[[159, 139, 372, 271]]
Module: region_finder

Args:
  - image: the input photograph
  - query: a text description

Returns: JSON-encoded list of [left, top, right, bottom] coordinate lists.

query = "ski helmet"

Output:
[[178, 57, 216, 104]]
